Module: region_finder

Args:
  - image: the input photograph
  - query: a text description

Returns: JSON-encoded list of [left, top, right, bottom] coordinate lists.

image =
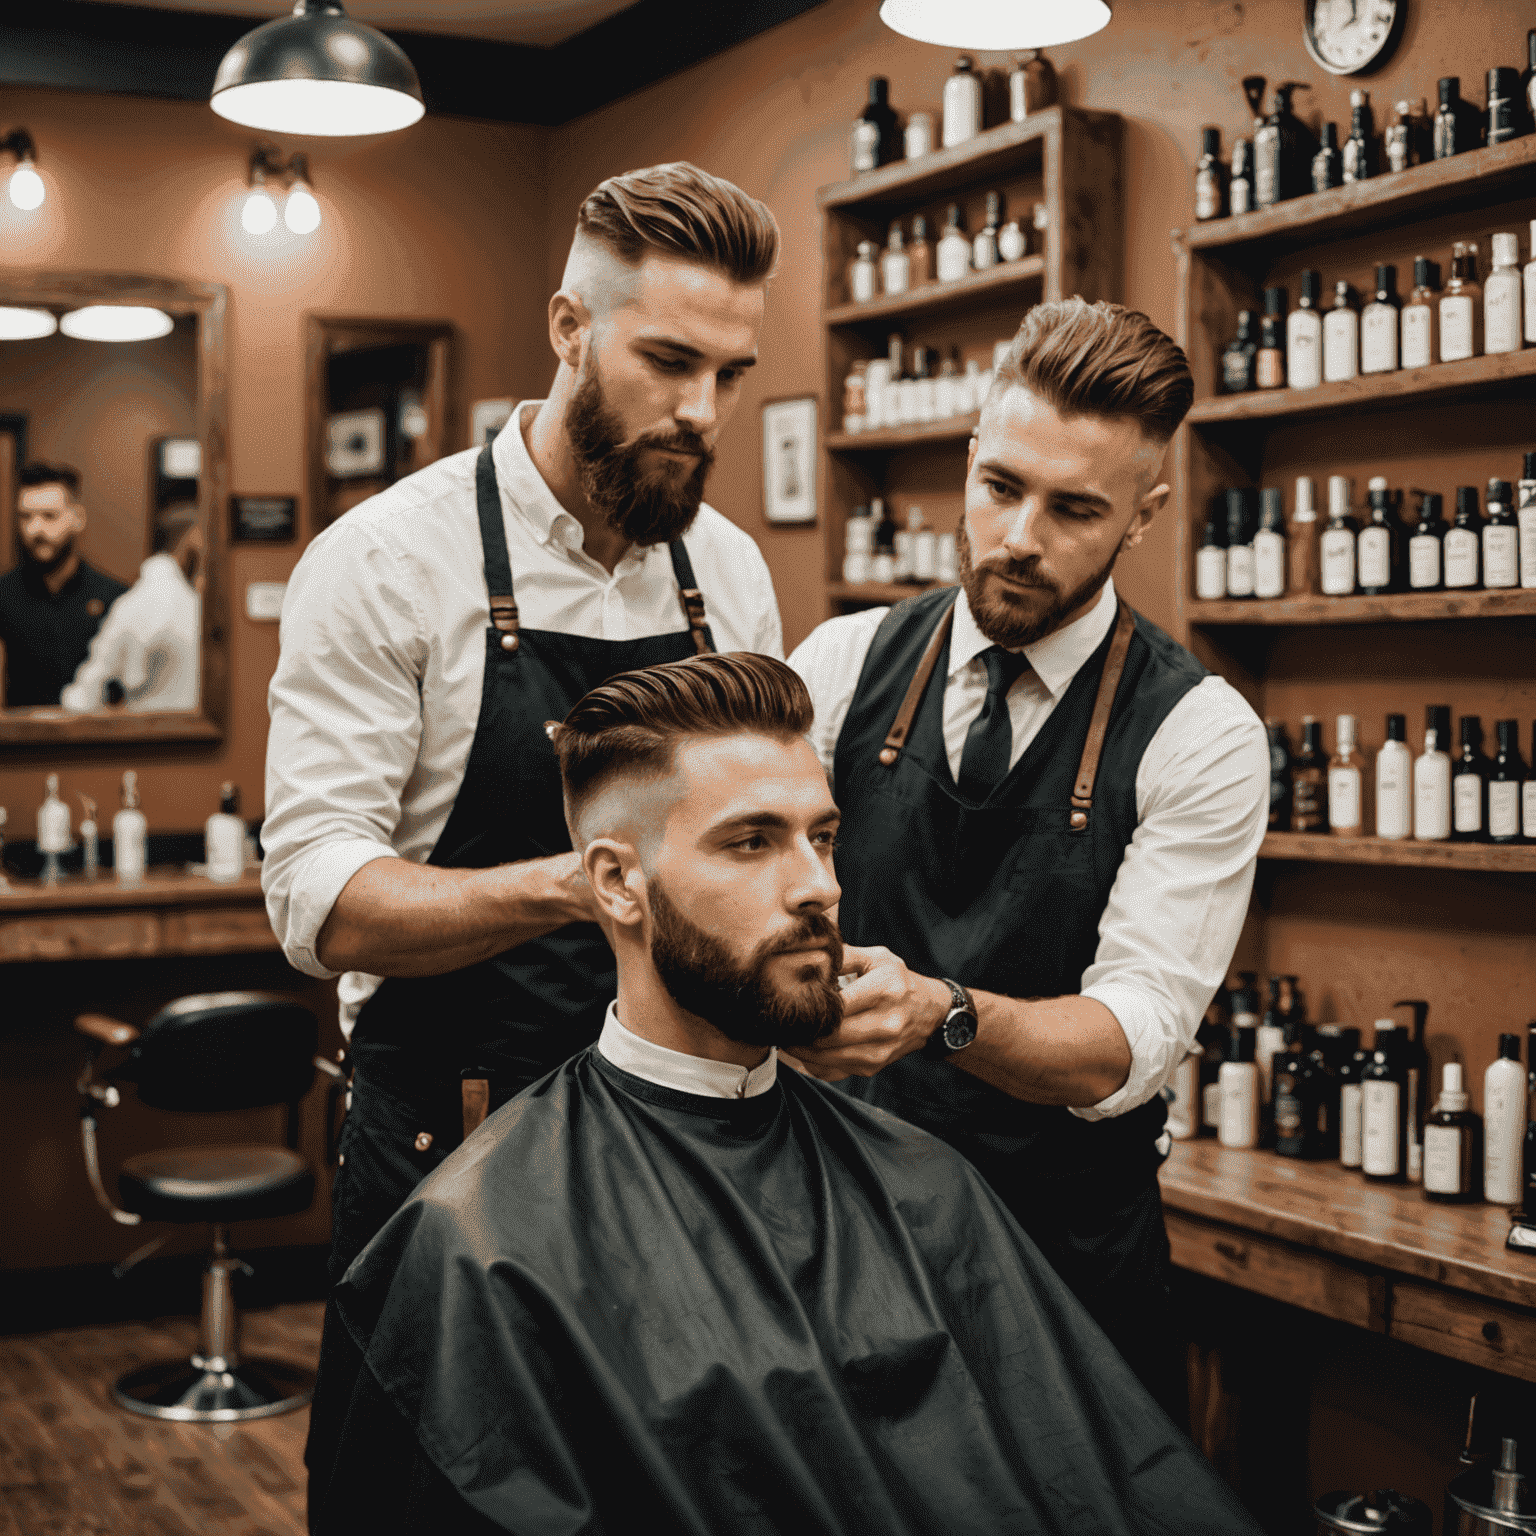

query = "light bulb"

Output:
[[284, 183, 321, 234], [213, 79, 423, 138], [879, 0, 1111, 48], [242, 187, 278, 235], [9, 162, 45, 211]]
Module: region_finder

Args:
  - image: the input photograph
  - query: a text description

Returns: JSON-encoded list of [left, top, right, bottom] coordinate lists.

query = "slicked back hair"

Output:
[[576, 162, 780, 285], [989, 298, 1194, 444], [19, 461, 81, 497], [553, 652, 813, 831]]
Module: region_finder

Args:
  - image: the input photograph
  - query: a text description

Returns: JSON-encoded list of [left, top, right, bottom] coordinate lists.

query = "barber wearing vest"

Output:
[[788, 299, 1269, 1416], [260, 164, 782, 1520]]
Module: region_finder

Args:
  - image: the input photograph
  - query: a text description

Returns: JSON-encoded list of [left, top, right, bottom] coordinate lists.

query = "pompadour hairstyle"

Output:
[[553, 652, 813, 820], [19, 461, 81, 496], [990, 298, 1194, 443], [577, 162, 780, 284]]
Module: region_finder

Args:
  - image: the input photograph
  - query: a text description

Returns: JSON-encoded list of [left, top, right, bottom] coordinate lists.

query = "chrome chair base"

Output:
[[112, 1354, 315, 1422]]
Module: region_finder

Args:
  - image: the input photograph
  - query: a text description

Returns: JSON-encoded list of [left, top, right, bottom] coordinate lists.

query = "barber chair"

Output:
[[74, 991, 346, 1423]]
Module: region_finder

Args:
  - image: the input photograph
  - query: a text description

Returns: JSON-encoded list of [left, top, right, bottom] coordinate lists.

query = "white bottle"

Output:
[[78, 795, 99, 880], [1485, 1034, 1527, 1207], [1218, 1032, 1260, 1149], [850, 241, 878, 304], [1253, 487, 1286, 600], [1320, 475, 1357, 596], [1375, 714, 1411, 840], [935, 531, 958, 583], [1168, 1048, 1201, 1141], [913, 525, 937, 582], [1413, 709, 1452, 841], [1195, 526, 1227, 601], [998, 220, 1027, 262], [205, 782, 245, 883], [1484, 480, 1519, 590], [1525, 218, 1536, 344], [941, 55, 983, 148], [112, 770, 148, 883], [1362, 1023, 1402, 1178], [961, 358, 983, 413], [1287, 270, 1324, 389], [1322, 281, 1359, 383], [1439, 242, 1479, 363], [972, 192, 1002, 271], [1520, 459, 1536, 589], [863, 358, 890, 430], [881, 222, 910, 297], [936, 205, 971, 283], [1340, 1069, 1365, 1168], [1360, 267, 1400, 374], [842, 507, 873, 585], [903, 111, 934, 160], [37, 773, 72, 854], [1484, 232, 1523, 355], [1328, 714, 1364, 833], [1444, 493, 1480, 591]]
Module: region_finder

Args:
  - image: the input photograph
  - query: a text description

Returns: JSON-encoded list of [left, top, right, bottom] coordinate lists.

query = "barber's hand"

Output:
[[548, 852, 614, 943], [784, 945, 950, 1082]]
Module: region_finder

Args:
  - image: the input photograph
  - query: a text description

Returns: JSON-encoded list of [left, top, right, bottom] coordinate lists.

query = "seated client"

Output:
[[314, 652, 1259, 1536]]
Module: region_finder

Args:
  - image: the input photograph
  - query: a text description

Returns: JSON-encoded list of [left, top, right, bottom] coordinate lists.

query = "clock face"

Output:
[[1304, 0, 1402, 76]]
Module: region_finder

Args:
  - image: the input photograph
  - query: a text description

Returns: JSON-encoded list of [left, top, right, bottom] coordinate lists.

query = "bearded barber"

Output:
[[788, 298, 1268, 1414], [260, 163, 782, 1517]]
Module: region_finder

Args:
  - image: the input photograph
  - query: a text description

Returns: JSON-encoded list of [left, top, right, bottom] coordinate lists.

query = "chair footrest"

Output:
[[112, 1355, 314, 1423]]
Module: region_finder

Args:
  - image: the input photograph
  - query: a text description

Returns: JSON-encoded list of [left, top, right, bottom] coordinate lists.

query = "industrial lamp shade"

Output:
[[879, 0, 1110, 50], [211, 0, 425, 137]]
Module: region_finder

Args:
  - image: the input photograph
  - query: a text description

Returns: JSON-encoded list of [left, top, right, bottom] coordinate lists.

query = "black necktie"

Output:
[[957, 646, 1031, 801]]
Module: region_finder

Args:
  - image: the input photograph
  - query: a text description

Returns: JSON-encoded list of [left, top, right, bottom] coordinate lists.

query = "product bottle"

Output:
[[1260, 973, 1290, 1136], [1433, 77, 1474, 158], [933, 348, 960, 419], [1486, 1034, 1527, 1207], [1362, 1020, 1408, 1182], [1452, 715, 1489, 842], [936, 204, 970, 283], [912, 514, 937, 583], [1413, 704, 1453, 841], [1266, 718, 1293, 829], [851, 77, 900, 173], [1254, 82, 1313, 207], [969, 191, 1000, 271], [849, 241, 879, 304], [1320, 474, 1358, 596], [1254, 486, 1287, 599], [77, 795, 99, 881], [1311, 122, 1343, 192], [1484, 232, 1524, 355], [881, 221, 910, 296], [1194, 127, 1227, 221], [902, 110, 934, 161], [1484, 479, 1519, 590], [1167, 1044, 1203, 1140], [1322, 281, 1360, 382], [1328, 713, 1364, 836], [1357, 476, 1400, 594], [1229, 138, 1254, 215], [1360, 265, 1400, 374], [1290, 716, 1327, 832], [911, 349, 936, 425], [1008, 49, 1056, 120], [1490, 719, 1528, 844], [1339, 1036, 1370, 1168], [941, 55, 983, 148], [1384, 100, 1414, 172], [842, 504, 873, 584], [1440, 241, 1482, 363], [870, 503, 896, 583], [1521, 450, 1536, 589], [1274, 1014, 1327, 1159], [1408, 490, 1446, 591], [1343, 90, 1375, 182], [1219, 1024, 1261, 1149], [1197, 1003, 1231, 1137], [1312, 1024, 1355, 1160], [1255, 287, 1286, 388], [1225, 488, 1256, 597], [1376, 713, 1412, 839], [1287, 268, 1323, 389], [1444, 485, 1482, 590], [113, 769, 148, 884], [842, 360, 868, 434], [997, 216, 1026, 262], [1288, 475, 1321, 594], [1424, 1063, 1482, 1203], [893, 505, 917, 581], [1486, 66, 1523, 146], [1525, 219, 1536, 345], [1400, 256, 1440, 370], [205, 782, 245, 883], [36, 773, 71, 883], [1231, 971, 1269, 1101], [1527, 722, 1536, 842], [907, 216, 934, 285], [1524, 1022, 1536, 1217], [1221, 310, 1258, 393]]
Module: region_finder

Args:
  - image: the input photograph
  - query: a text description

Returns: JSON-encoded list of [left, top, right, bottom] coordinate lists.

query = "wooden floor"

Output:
[[0, 1303, 320, 1536]]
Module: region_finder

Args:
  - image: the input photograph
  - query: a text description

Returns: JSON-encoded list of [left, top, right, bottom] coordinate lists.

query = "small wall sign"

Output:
[[231, 494, 298, 543]]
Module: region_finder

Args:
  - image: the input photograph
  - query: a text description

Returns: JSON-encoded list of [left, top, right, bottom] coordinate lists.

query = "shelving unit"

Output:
[[1258, 832, 1536, 874], [818, 106, 1123, 618], [1189, 589, 1536, 627]]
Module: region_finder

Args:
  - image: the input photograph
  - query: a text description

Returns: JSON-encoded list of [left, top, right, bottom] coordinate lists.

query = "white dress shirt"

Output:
[[262, 403, 784, 1032], [597, 1001, 778, 1098], [788, 578, 1270, 1123]]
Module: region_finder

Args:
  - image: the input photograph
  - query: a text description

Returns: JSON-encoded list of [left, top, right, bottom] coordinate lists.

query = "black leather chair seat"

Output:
[[119, 1145, 316, 1225]]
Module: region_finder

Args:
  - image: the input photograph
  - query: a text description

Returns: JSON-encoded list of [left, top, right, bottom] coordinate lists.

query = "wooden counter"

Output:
[[0, 868, 277, 963], [1161, 1140, 1536, 1382]]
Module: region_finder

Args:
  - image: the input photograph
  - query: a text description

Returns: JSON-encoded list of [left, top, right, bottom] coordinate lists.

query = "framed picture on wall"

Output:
[[230, 494, 298, 543], [761, 395, 817, 526], [326, 408, 386, 478]]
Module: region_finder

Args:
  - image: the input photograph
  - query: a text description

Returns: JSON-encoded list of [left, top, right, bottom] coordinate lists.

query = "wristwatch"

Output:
[[922, 978, 978, 1059]]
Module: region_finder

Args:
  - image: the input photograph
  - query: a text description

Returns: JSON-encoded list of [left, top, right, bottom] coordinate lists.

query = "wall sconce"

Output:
[[242, 146, 321, 236], [3, 128, 45, 211]]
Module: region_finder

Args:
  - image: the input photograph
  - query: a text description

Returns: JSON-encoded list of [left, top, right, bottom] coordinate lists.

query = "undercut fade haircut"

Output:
[[553, 652, 812, 825], [19, 462, 81, 496], [577, 162, 780, 285], [990, 298, 1194, 444]]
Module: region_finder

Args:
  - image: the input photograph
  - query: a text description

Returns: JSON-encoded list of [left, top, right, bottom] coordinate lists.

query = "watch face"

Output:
[[1304, 0, 1401, 76], [943, 1010, 979, 1052]]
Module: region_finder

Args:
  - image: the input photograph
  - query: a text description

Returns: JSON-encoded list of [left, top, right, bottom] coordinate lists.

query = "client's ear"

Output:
[[583, 839, 644, 931]]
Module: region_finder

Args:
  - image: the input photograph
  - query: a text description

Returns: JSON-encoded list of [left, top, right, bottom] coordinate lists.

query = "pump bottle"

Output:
[[205, 783, 245, 883], [1328, 714, 1364, 836], [1362, 1020, 1408, 1182], [1486, 1034, 1527, 1207], [1413, 704, 1453, 841], [113, 770, 148, 883], [1219, 1025, 1260, 1149], [1424, 1063, 1481, 1203]]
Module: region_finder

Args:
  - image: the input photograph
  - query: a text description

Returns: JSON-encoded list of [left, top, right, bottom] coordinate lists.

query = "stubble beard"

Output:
[[956, 518, 1119, 649], [22, 533, 74, 576]]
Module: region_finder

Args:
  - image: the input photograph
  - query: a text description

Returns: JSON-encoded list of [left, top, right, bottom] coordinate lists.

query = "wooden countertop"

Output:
[[0, 867, 265, 911], [1160, 1139, 1536, 1311]]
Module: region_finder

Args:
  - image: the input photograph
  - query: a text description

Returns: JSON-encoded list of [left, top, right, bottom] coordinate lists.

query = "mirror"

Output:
[[0, 271, 228, 746]]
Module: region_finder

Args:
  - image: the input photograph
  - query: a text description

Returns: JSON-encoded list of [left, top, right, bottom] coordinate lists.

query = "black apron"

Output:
[[831, 585, 1207, 1410]]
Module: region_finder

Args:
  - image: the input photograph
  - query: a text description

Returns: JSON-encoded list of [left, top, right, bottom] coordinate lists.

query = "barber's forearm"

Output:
[[955, 990, 1131, 1108], [315, 852, 595, 977]]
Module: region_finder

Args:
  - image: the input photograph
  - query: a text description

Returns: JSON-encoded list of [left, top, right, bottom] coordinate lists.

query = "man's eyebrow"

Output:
[[638, 336, 758, 370], [709, 807, 841, 838]]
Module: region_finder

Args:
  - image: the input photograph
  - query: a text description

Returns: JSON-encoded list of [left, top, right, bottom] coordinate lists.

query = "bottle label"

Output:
[[1320, 530, 1356, 595], [1485, 280, 1521, 354], [1440, 295, 1474, 361], [1484, 525, 1518, 588], [1361, 307, 1398, 373], [1400, 305, 1433, 369], [1195, 546, 1227, 601], [1453, 773, 1483, 833], [1340, 1083, 1364, 1166], [1195, 171, 1220, 221], [1362, 1080, 1401, 1176], [1256, 348, 1285, 389], [1490, 780, 1520, 839], [1376, 753, 1410, 838], [1414, 759, 1451, 839], [1423, 1124, 1466, 1195], [1288, 324, 1321, 389], [936, 238, 971, 283], [1328, 766, 1361, 829], [850, 265, 876, 303], [1443, 528, 1478, 589], [1254, 138, 1278, 207], [1408, 534, 1441, 588], [1253, 531, 1286, 598], [881, 256, 910, 295], [1291, 768, 1325, 831], [1520, 507, 1536, 589], [1274, 1090, 1303, 1140], [1358, 527, 1391, 588], [1525, 779, 1536, 840], [1226, 544, 1256, 597], [851, 120, 880, 173], [1219, 1067, 1257, 1148], [1323, 314, 1359, 381], [1230, 178, 1252, 215]]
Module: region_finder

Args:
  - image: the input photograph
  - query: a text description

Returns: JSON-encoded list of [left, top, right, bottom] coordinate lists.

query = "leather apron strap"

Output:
[[878, 603, 955, 767], [475, 442, 521, 653], [668, 538, 716, 656]]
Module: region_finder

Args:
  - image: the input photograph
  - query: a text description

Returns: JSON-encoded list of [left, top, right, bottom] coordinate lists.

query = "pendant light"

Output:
[[211, 1, 425, 138], [0, 306, 57, 340], [3, 128, 45, 211], [879, 0, 1110, 50], [60, 306, 175, 343]]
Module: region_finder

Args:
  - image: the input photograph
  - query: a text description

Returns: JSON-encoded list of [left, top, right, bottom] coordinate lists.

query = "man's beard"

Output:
[[648, 880, 844, 1050], [957, 519, 1119, 649], [22, 535, 74, 576], [565, 356, 715, 548]]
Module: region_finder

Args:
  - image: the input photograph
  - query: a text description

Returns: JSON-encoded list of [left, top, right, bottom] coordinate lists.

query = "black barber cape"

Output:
[[320, 1048, 1259, 1536]]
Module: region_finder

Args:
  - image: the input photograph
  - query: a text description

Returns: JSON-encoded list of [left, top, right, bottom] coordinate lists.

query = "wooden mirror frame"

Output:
[[0, 269, 229, 747]]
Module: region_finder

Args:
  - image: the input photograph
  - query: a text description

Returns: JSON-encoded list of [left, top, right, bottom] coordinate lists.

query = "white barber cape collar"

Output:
[[597, 1001, 778, 1099]]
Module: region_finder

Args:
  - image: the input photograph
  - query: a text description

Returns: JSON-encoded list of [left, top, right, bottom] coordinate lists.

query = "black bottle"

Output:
[[1290, 716, 1327, 832], [1221, 310, 1258, 393], [1357, 478, 1401, 594], [1361, 1021, 1408, 1182], [1197, 1000, 1231, 1137], [1343, 89, 1376, 181], [1423, 1062, 1482, 1202], [1433, 77, 1481, 158], [1453, 716, 1489, 842], [1337, 1032, 1371, 1168], [1486, 66, 1523, 148], [1490, 720, 1528, 844], [1274, 1014, 1326, 1159], [1313, 1024, 1358, 1159], [1444, 486, 1482, 592], [1395, 998, 1431, 1182], [1194, 126, 1227, 221], [1312, 122, 1343, 191], [1229, 138, 1254, 215], [851, 76, 901, 171], [1523, 1021, 1536, 1216], [1265, 719, 1292, 830], [1407, 490, 1446, 591], [1255, 81, 1315, 206]]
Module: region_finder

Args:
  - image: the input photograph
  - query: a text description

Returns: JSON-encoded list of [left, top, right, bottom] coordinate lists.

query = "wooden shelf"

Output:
[[828, 581, 955, 606], [1187, 348, 1536, 428], [1189, 589, 1536, 627], [1175, 135, 1536, 260], [826, 415, 977, 452], [0, 867, 266, 912], [824, 257, 1044, 328], [1258, 832, 1536, 873]]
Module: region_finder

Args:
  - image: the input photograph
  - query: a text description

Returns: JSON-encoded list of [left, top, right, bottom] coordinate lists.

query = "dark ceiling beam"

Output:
[[0, 0, 831, 128]]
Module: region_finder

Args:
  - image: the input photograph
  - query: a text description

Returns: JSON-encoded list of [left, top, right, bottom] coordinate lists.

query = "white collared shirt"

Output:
[[262, 402, 784, 1031], [788, 578, 1270, 1123], [597, 1001, 778, 1098]]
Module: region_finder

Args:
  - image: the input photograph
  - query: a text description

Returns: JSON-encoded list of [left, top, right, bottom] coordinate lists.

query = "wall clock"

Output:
[[1303, 0, 1404, 76]]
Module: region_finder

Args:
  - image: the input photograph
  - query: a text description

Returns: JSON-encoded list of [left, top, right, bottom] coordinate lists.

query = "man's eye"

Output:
[[1056, 505, 1098, 522], [984, 479, 1015, 501], [648, 355, 689, 374], [732, 834, 766, 851]]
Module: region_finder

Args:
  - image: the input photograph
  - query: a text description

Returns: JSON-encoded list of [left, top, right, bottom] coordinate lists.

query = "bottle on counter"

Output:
[[1288, 475, 1321, 594], [1311, 122, 1342, 192], [972, 191, 1002, 271], [1362, 1020, 1408, 1183], [1221, 310, 1258, 393], [1259, 973, 1289, 1135], [842, 504, 873, 584], [1413, 704, 1453, 841], [1290, 715, 1327, 832], [1008, 49, 1056, 120], [113, 769, 148, 884], [1229, 137, 1254, 215], [1357, 476, 1400, 594], [1195, 127, 1227, 221], [205, 782, 245, 883], [1407, 489, 1446, 591], [1486, 1034, 1527, 1208], [37, 773, 71, 883], [1484, 479, 1519, 590], [1484, 232, 1524, 355], [881, 221, 911, 296], [1399, 256, 1440, 370], [1343, 90, 1375, 182], [1274, 1011, 1328, 1159], [851, 76, 900, 173], [1254, 486, 1287, 599], [1521, 450, 1536, 590], [1338, 1032, 1370, 1169], [1360, 265, 1400, 374], [1486, 66, 1523, 147], [849, 241, 878, 304], [1490, 719, 1527, 845], [1167, 1044, 1202, 1140], [1452, 715, 1489, 843], [1313, 1024, 1357, 1160], [1440, 241, 1482, 362], [1288, 268, 1323, 388], [936, 203, 970, 283], [1444, 485, 1482, 590], [1219, 1024, 1261, 1149], [1225, 488, 1256, 597], [908, 216, 934, 284], [1433, 76, 1477, 158], [1322, 280, 1359, 382], [1256, 286, 1287, 388], [1328, 713, 1364, 837], [941, 55, 983, 148], [1376, 713, 1412, 840], [1424, 1063, 1482, 1203], [1320, 474, 1358, 596], [903, 110, 934, 161], [1197, 1003, 1231, 1138], [1266, 718, 1293, 830]]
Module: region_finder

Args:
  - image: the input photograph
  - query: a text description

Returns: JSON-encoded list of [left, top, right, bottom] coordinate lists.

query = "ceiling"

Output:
[[83, 0, 640, 49]]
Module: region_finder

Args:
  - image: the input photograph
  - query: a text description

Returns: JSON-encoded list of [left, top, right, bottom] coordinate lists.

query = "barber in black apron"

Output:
[[788, 300, 1269, 1418]]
